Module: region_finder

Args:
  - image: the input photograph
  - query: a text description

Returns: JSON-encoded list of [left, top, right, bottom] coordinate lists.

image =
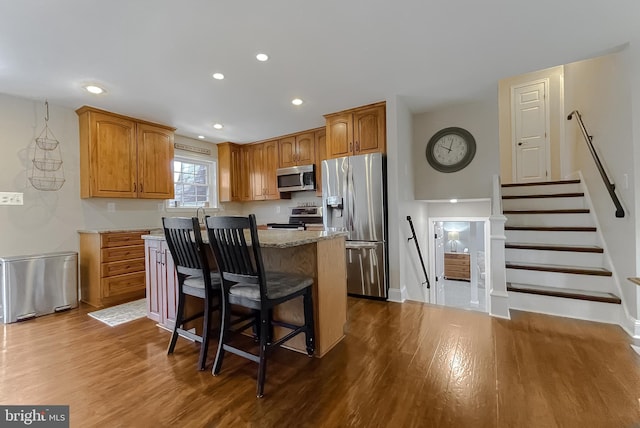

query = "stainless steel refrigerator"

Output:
[[322, 153, 387, 299]]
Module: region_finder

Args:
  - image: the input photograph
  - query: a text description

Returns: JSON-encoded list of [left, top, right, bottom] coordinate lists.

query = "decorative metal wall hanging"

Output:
[[29, 100, 65, 191]]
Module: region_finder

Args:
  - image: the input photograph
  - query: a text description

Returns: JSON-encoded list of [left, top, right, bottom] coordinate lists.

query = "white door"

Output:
[[511, 80, 550, 183], [433, 221, 445, 304]]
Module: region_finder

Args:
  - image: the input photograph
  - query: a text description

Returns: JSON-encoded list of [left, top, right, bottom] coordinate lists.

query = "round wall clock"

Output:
[[425, 127, 476, 173]]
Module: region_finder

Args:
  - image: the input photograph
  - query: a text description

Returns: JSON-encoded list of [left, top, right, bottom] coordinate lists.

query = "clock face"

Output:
[[426, 127, 476, 173], [432, 134, 469, 166]]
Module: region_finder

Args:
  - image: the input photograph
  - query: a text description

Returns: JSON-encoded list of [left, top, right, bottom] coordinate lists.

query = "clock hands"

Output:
[[438, 142, 452, 152]]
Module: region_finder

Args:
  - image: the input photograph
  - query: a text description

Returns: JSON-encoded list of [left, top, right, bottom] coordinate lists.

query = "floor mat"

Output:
[[88, 299, 147, 327]]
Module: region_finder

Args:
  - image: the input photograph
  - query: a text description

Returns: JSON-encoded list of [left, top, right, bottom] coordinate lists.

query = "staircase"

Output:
[[502, 179, 623, 324]]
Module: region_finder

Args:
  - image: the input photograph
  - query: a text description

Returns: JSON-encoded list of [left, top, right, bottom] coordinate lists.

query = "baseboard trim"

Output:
[[387, 286, 407, 303], [489, 291, 511, 319], [622, 312, 640, 339]]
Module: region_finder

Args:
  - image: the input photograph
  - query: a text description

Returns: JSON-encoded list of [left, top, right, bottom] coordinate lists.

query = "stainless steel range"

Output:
[[267, 206, 323, 230]]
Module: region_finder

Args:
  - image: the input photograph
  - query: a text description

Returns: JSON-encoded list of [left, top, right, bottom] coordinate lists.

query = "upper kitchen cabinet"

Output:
[[324, 102, 386, 160], [217, 142, 243, 202], [76, 106, 175, 199], [278, 132, 316, 168], [315, 128, 326, 197], [251, 140, 284, 200]]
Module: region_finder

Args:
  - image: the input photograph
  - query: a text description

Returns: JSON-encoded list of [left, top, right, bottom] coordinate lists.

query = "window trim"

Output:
[[166, 154, 218, 211]]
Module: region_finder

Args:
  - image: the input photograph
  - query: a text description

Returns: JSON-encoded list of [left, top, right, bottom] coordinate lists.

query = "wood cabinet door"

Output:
[[137, 123, 175, 199], [263, 140, 280, 200], [250, 143, 266, 200], [315, 129, 326, 196], [278, 136, 296, 168], [353, 104, 386, 155], [295, 132, 316, 165], [145, 240, 163, 323], [162, 242, 179, 329], [89, 112, 137, 198], [326, 112, 353, 159], [217, 143, 232, 202], [230, 144, 242, 201], [240, 145, 252, 201]]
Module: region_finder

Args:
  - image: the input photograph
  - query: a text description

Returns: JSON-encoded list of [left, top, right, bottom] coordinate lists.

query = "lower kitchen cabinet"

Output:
[[79, 230, 149, 308], [144, 239, 178, 329]]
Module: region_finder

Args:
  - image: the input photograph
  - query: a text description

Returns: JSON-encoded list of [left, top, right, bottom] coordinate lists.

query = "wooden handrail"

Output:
[[567, 110, 624, 218]]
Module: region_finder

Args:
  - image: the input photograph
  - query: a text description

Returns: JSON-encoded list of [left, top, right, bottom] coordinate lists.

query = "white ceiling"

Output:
[[0, 1, 638, 144]]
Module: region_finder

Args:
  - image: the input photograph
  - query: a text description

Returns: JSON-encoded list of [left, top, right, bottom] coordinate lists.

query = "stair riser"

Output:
[[505, 230, 600, 246], [505, 248, 604, 268], [506, 269, 615, 293], [505, 213, 594, 228], [502, 197, 586, 211], [508, 291, 622, 325], [501, 182, 582, 196]]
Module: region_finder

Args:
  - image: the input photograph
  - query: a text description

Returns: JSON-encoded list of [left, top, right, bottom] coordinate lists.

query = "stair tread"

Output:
[[505, 243, 603, 253], [502, 179, 580, 188], [507, 283, 621, 304], [506, 261, 612, 276], [504, 209, 590, 214], [505, 226, 596, 232], [503, 192, 584, 199]]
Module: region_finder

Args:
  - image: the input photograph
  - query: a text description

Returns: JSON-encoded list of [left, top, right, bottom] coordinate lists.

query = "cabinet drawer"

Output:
[[101, 258, 145, 277], [446, 261, 469, 268], [101, 245, 145, 263], [101, 231, 148, 248], [102, 272, 146, 297]]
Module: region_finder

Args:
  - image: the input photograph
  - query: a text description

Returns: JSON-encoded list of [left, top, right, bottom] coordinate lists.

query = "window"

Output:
[[167, 156, 217, 209]]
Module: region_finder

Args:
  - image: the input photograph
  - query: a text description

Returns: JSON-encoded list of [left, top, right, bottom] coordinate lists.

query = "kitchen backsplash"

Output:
[[237, 192, 321, 224]]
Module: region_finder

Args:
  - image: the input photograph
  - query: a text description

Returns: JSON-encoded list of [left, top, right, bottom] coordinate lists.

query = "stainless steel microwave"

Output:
[[276, 164, 316, 192]]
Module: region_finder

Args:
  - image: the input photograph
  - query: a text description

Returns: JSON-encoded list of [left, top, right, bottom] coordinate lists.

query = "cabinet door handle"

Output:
[[133, 182, 137, 192], [140, 183, 143, 193], [355, 141, 360, 152], [349, 142, 353, 152]]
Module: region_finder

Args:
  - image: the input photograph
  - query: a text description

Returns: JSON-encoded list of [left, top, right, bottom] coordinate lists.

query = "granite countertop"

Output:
[[78, 227, 161, 234], [142, 229, 347, 249]]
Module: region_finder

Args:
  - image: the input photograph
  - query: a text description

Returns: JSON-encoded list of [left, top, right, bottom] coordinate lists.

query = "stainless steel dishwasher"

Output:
[[0, 251, 78, 323]]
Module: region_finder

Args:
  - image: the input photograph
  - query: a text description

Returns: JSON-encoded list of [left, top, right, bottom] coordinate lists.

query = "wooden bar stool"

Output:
[[205, 214, 315, 397]]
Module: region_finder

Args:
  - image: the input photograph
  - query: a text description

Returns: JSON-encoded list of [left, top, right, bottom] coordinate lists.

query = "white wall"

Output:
[[564, 50, 637, 316], [392, 97, 430, 302], [0, 93, 218, 257], [239, 192, 321, 224], [413, 95, 501, 200]]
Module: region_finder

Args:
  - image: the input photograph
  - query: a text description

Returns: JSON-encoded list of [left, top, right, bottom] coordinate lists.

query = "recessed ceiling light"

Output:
[[450, 199, 458, 204], [198, 135, 205, 139], [256, 53, 269, 62], [213, 123, 223, 130], [84, 85, 105, 94], [291, 98, 303, 106], [212, 73, 224, 80]]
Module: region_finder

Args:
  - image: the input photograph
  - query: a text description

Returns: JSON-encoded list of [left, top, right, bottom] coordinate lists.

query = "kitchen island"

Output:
[[143, 229, 348, 357]]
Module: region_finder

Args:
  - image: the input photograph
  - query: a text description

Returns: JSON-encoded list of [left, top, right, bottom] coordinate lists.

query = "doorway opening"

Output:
[[429, 218, 489, 313]]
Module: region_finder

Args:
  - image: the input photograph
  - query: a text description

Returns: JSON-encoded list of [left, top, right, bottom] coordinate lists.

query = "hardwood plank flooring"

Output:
[[1, 298, 639, 427]]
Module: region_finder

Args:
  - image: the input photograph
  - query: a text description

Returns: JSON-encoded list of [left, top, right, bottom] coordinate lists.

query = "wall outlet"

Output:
[[107, 202, 116, 213], [0, 192, 24, 205], [276, 206, 281, 214]]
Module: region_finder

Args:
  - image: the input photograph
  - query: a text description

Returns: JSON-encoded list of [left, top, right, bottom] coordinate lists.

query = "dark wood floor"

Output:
[[2, 298, 640, 427]]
